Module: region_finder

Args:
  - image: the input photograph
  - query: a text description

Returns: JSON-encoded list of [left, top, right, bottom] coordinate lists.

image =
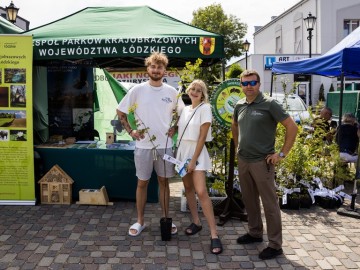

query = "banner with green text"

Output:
[[0, 35, 35, 205]]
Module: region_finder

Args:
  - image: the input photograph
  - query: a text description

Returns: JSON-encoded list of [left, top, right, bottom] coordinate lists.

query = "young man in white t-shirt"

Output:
[[117, 52, 184, 237]]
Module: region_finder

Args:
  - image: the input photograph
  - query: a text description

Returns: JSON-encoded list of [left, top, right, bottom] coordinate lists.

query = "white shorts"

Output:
[[176, 140, 212, 171], [134, 148, 175, 180]]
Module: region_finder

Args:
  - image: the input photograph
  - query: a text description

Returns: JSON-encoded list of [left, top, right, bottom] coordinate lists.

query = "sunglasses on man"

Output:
[[241, 80, 258, 87]]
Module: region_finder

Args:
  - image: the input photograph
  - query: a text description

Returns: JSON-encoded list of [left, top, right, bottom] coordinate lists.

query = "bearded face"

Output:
[[147, 62, 166, 82]]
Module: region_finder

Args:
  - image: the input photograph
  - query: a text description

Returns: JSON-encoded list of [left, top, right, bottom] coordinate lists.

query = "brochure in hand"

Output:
[[163, 154, 198, 177]]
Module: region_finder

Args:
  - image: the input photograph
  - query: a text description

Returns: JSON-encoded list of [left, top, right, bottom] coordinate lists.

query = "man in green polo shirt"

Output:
[[231, 69, 298, 260]]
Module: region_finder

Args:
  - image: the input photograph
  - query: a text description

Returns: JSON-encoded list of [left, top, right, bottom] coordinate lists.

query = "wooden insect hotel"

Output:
[[38, 164, 74, 204]]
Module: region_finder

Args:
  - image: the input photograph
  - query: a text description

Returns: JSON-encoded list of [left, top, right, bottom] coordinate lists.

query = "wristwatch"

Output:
[[279, 152, 286, 158]]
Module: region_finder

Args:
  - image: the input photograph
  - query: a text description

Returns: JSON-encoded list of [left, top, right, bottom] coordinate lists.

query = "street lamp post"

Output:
[[304, 12, 317, 105], [5, 1, 19, 24], [304, 12, 316, 58], [243, 39, 250, 70]]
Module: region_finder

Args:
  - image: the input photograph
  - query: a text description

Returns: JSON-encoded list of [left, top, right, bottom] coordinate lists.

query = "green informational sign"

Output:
[[0, 35, 35, 205], [211, 79, 244, 128], [25, 6, 224, 65]]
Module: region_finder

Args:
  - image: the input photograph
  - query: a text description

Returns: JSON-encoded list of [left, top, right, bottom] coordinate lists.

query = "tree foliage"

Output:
[[225, 63, 243, 79], [318, 83, 326, 102], [173, 58, 203, 87], [191, 3, 247, 61]]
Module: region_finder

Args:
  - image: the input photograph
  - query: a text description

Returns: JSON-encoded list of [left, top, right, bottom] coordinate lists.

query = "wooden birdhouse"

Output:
[[38, 164, 74, 204]]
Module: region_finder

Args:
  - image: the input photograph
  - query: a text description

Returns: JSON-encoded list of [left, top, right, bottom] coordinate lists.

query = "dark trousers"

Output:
[[237, 158, 282, 249]]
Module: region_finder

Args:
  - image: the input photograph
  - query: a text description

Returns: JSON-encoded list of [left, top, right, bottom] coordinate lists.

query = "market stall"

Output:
[[22, 6, 225, 202]]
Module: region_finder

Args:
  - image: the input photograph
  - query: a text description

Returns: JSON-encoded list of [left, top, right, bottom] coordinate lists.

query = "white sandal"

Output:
[[128, 222, 146, 237], [171, 223, 178, 235]]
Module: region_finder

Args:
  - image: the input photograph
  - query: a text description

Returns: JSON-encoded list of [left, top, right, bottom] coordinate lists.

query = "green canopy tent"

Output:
[[0, 16, 22, 34], [22, 6, 224, 142], [23, 6, 224, 68]]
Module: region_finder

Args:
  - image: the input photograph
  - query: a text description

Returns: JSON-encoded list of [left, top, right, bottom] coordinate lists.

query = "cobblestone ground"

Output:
[[0, 177, 360, 269]]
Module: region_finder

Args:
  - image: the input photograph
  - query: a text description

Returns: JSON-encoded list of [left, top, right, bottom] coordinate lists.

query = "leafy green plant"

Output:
[[274, 78, 350, 194], [319, 83, 326, 101], [276, 125, 307, 180], [171, 58, 203, 88], [225, 63, 243, 79], [207, 125, 230, 176], [128, 103, 160, 151], [275, 118, 350, 192], [209, 179, 226, 197]]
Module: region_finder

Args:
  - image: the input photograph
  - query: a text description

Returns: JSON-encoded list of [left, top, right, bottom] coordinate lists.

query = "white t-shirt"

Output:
[[177, 103, 213, 144], [117, 81, 184, 149]]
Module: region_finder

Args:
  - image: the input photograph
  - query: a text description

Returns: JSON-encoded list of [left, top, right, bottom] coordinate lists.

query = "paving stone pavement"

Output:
[[1, 177, 360, 269]]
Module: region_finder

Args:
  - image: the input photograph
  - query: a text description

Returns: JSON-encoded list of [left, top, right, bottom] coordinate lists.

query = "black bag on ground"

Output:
[[160, 217, 172, 241]]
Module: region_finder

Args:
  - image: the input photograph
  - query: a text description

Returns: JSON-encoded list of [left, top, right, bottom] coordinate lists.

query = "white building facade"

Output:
[[234, 0, 360, 106]]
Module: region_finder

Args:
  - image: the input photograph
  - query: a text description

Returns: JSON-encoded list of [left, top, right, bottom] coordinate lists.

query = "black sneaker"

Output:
[[259, 247, 283, 260], [237, 233, 263, 244]]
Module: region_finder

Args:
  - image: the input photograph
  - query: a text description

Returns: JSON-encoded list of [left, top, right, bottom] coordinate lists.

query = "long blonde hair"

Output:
[[185, 79, 209, 103]]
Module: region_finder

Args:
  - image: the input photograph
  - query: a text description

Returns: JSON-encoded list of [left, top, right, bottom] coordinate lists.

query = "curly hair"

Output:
[[144, 52, 169, 68]]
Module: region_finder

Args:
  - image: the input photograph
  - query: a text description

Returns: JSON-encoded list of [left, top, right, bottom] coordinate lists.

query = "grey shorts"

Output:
[[134, 148, 175, 180]]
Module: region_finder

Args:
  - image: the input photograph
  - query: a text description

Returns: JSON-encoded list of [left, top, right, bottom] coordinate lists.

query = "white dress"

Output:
[[176, 103, 212, 171]]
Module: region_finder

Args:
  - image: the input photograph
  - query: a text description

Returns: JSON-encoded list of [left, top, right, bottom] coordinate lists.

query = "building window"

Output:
[[294, 26, 301, 53], [344, 20, 359, 37], [276, 36, 282, 53]]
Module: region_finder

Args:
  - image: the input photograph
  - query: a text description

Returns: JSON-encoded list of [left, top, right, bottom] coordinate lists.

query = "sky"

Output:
[[6, 0, 301, 64], [8, 0, 300, 56]]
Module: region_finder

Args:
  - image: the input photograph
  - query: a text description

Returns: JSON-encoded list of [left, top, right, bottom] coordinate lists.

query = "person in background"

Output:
[[312, 107, 335, 143], [117, 52, 184, 237], [231, 69, 298, 260], [176, 79, 222, 255], [336, 113, 360, 163]]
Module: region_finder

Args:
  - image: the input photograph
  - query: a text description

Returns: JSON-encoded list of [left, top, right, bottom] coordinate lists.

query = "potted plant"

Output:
[[275, 105, 350, 210]]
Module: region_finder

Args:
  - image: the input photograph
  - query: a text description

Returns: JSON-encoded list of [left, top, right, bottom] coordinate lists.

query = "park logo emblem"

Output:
[[199, 37, 215, 56]]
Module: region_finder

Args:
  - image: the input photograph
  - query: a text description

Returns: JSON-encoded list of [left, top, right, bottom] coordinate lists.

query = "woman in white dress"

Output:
[[176, 79, 222, 255]]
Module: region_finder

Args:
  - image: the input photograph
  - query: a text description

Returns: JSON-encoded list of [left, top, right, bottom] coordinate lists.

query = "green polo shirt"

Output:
[[233, 92, 289, 162]]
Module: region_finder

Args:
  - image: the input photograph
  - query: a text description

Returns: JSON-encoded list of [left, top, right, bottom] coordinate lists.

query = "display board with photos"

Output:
[[47, 65, 94, 141]]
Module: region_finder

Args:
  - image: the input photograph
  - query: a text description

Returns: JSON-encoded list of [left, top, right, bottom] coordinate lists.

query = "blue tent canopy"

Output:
[[271, 26, 360, 125], [272, 26, 360, 78]]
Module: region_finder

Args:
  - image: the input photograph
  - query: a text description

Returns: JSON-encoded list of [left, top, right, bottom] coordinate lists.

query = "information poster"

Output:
[[47, 66, 94, 140], [0, 35, 35, 205]]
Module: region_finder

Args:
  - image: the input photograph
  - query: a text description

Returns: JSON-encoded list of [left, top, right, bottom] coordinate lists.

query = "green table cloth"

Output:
[[35, 145, 159, 203]]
